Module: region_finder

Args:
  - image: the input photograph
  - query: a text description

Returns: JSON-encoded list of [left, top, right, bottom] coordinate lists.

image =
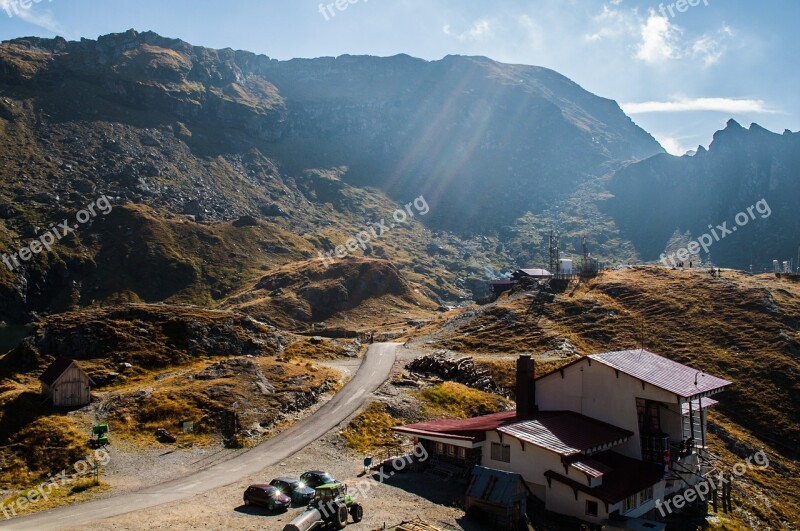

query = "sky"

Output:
[[0, 0, 798, 155]]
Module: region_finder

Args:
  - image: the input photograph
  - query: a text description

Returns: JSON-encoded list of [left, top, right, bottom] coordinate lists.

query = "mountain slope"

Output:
[[255, 53, 663, 232], [0, 29, 667, 321], [415, 267, 800, 529], [605, 120, 800, 269], [1, 30, 663, 235]]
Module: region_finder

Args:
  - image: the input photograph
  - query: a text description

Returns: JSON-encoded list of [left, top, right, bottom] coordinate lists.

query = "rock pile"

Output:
[[406, 351, 502, 394]]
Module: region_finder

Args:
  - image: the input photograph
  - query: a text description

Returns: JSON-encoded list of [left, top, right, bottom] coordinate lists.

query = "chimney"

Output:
[[516, 354, 537, 419]]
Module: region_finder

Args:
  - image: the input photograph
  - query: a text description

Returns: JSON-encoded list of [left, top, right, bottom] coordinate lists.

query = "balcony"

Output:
[[640, 433, 670, 466]]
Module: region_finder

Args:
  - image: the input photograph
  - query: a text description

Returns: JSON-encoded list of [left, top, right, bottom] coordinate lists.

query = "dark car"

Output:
[[269, 477, 315, 505], [299, 471, 339, 489], [243, 484, 291, 512]]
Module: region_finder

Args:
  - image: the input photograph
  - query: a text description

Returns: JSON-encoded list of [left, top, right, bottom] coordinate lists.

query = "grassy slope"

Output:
[[223, 256, 436, 331], [0, 303, 341, 487], [416, 267, 799, 528]]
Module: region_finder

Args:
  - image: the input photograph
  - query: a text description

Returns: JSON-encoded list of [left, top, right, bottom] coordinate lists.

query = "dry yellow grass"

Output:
[[0, 478, 109, 518], [106, 356, 338, 447], [417, 382, 513, 419], [342, 402, 405, 453]]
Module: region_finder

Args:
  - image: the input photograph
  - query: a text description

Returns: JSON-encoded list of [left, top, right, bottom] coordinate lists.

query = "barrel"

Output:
[[282, 508, 322, 531]]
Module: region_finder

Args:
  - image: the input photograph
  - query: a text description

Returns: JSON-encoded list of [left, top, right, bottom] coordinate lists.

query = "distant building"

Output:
[[394, 350, 731, 528], [39, 357, 94, 407], [512, 268, 553, 280], [489, 278, 517, 297]]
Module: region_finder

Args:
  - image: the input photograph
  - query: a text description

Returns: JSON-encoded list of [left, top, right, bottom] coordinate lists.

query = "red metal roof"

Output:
[[497, 411, 632, 456], [546, 451, 665, 504], [39, 357, 77, 386], [393, 410, 517, 441], [588, 350, 731, 398], [393, 410, 631, 457]]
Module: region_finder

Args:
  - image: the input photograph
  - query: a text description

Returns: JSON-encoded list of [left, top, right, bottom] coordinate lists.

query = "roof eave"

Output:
[[391, 426, 476, 442]]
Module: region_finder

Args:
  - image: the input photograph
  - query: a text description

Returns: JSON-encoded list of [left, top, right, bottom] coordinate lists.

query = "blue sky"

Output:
[[1, 0, 797, 154]]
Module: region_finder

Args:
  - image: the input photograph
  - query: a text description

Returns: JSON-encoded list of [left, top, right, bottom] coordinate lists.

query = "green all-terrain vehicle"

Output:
[[282, 483, 363, 531]]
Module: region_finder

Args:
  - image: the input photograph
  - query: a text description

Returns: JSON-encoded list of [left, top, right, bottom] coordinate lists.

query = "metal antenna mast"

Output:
[[549, 230, 561, 276]]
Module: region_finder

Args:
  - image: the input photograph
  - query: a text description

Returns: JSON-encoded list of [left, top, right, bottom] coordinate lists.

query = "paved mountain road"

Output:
[[2, 343, 399, 530]]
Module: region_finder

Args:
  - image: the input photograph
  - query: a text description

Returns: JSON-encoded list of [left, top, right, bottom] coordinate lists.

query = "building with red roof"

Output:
[[393, 350, 731, 528]]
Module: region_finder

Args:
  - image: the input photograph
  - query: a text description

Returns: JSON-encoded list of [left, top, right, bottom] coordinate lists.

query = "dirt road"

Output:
[[1, 343, 399, 530]]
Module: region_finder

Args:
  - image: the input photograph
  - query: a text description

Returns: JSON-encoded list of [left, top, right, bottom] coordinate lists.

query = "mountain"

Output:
[[0, 29, 662, 233], [604, 120, 800, 270], [0, 29, 663, 322], [251, 52, 663, 232]]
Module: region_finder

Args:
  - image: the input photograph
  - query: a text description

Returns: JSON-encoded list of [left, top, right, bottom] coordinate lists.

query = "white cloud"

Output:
[[691, 26, 735, 67], [621, 97, 778, 114], [0, 0, 65, 35], [585, 4, 637, 42], [654, 135, 689, 156], [636, 13, 682, 63], [633, 12, 734, 67], [443, 19, 494, 42]]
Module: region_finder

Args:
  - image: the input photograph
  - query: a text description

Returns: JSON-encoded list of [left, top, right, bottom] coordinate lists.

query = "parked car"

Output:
[[299, 471, 339, 489], [269, 477, 315, 505], [243, 485, 291, 512]]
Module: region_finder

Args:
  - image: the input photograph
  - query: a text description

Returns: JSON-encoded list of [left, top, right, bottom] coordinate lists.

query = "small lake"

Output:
[[0, 325, 32, 354]]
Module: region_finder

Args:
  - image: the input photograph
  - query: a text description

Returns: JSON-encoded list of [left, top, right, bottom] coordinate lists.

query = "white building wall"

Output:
[[546, 477, 667, 523], [482, 430, 565, 501], [481, 430, 606, 503], [536, 358, 681, 460], [545, 481, 609, 525]]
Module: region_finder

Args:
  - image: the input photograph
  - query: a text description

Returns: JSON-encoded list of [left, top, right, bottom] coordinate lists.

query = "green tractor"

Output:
[[282, 483, 363, 531], [88, 424, 109, 449]]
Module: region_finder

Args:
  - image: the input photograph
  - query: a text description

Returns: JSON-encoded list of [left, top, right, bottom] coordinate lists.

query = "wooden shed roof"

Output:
[[39, 357, 94, 386]]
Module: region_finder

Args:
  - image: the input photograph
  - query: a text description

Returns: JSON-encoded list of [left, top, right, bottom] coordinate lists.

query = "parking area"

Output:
[[75, 429, 489, 530]]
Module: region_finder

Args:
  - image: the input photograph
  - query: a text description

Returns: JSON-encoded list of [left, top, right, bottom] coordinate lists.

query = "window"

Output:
[[457, 447, 466, 459], [586, 500, 599, 516], [640, 486, 654, 504], [435, 442, 444, 455], [446, 444, 456, 457], [490, 442, 511, 463], [637, 398, 662, 434], [622, 494, 638, 513]]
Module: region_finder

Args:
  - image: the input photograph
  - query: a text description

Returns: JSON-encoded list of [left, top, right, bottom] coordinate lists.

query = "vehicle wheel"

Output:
[[350, 503, 363, 522], [332, 502, 349, 529]]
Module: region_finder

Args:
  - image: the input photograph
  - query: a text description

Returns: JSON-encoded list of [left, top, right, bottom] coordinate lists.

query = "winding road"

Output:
[[2, 343, 399, 530]]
